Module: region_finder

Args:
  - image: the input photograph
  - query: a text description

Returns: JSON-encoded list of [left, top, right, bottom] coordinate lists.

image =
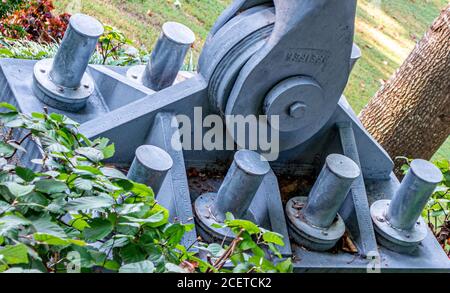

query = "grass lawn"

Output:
[[54, 0, 449, 160]]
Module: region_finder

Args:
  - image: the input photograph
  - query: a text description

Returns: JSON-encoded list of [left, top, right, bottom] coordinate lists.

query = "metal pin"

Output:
[[127, 145, 173, 195], [50, 14, 103, 89], [387, 159, 442, 230], [211, 150, 270, 222], [142, 22, 195, 90], [302, 154, 360, 228]]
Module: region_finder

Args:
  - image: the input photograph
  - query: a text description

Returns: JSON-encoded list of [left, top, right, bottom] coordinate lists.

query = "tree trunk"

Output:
[[359, 5, 450, 166]]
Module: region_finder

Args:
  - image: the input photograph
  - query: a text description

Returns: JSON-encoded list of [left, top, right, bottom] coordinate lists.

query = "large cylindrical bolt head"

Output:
[[286, 154, 360, 251], [127, 145, 173, 195], [50, 14, 104, 88], [141, 22, 195, 91], [194, 150, 271, 242], [302, 154, 360, 228], [370, 159, 442, 253], [212, 150, 271, 222], [387, 159, 442, 230], [32, 14, 103, 111]]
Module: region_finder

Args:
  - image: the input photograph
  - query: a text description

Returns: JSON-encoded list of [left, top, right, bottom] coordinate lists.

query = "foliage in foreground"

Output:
[[0, 103, 291, 273]]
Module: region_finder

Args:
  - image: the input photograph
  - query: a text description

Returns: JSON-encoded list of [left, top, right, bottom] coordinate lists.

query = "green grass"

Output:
[[54, 0, 449, 160]]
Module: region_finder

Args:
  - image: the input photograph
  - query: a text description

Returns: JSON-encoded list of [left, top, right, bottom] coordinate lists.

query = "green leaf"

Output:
[[2, 268, 43, 273], [47, 143, 70, 153], [225, 219, 260, 235], [120, 243, 146, 264], [100, 167, 127, 179], [0, 142, 15, 157], [15, 166, 36, 182], [102, 144, 115, 159], [32, 216, 67, 238], [83, 218, 113, 242], [163, 223, 186, 246], [74, 166, 103, 176], [276, 258, 293, 273], [65, 195, 115, 211], [35, 179, 67, 194], [75, 147, 104, 163], [207, 243, 224, 257], [0, 103, 17, 112], [119, 260, 155, 273], [0, 215, 31, 235], [33, 233, 86, 246], [1, 182, 34, 197], [74, 178, 93, 191], [262, 231, 285, 246], [165, 263, 186, 273], [0, 244, 29, 265]]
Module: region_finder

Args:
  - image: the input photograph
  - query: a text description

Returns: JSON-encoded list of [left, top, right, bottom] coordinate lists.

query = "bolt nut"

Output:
[[289, 102, 307, 119]]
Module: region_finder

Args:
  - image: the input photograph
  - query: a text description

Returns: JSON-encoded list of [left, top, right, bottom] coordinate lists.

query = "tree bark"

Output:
[[359, 5, 450, 165]]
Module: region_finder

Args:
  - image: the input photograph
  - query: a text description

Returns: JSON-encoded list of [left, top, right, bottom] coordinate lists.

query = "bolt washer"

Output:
[[33, 59, 95, 111], [194, 192, 257, 243], [370, 199, 427, 254], [286, 196, 346, 251]]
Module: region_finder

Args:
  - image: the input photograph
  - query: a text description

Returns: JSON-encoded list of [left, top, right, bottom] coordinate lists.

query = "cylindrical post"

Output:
[[386, 159, 442, 230], [142, 22, 195, 90], [211, 150, 270, 222], [302, 154, 360, 228], [127, 145, 173, 195], [50, 14, 103, 89]]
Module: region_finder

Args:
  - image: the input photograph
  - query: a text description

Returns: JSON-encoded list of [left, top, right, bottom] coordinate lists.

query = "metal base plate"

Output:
[[371, 199, 427, 254], [286, 196, 345, 251], [33, 59, 94, 111], [126, 65, 195, 88]]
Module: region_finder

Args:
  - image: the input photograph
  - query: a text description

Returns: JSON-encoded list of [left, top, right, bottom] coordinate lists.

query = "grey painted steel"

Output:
[[303, 154, 360, 228], [145, 112, 198, 250], [1, 0, 449, 272], [371, 159, 442, 253], [212, 150, 271, 221], [287, 154, 360, 251], [224, 0, 357, 150], [388, 159, 442, 230], [33, 14, 103, 111], [338, 122, 379, 257], [139, 22, 195, 91], [50, 14, 103, 88], [263, 77, 324, 132], [127, 145, 173, 195], [194, 150, 271, 241]]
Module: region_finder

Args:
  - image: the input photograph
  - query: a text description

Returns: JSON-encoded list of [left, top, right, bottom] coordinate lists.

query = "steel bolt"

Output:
[[386, 159, 442, 231], [289, 102, 307, 119], [302, 154, 360, 228], [210, 150, 270, 222], [127, 145, 173, 195], [142, 22, 195, 91], [49, 14, 103, 89]]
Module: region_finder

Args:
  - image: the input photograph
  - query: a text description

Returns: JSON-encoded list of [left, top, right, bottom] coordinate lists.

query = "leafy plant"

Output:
[[0, 0, 70, 43], [0, 0, 26, 19], [0, 103, 290, 273], [97, 25, 149, 66]]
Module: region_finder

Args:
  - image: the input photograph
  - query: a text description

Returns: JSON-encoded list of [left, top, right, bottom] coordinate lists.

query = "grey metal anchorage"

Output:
[[370, 159, 443, 253], [286, 154, 360, 251], [126, 22, 196, 91], [194, 150, 271, 241], [33, 14, 104, 112], [127, 145, 174, 196]]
